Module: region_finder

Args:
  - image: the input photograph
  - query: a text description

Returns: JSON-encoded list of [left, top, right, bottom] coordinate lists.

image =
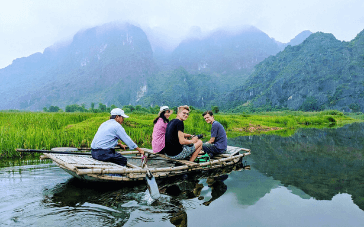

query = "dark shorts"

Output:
[[202, 143, 225, 157], [91, 149, 127, 166]]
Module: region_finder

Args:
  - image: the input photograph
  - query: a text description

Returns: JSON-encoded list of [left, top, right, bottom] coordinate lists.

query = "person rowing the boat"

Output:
[[90, 108, 144, 166], [164, 105, 203, 162]]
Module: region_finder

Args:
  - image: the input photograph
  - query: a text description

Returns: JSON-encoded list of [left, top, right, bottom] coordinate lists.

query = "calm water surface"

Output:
[[1, 123, 364, 226]]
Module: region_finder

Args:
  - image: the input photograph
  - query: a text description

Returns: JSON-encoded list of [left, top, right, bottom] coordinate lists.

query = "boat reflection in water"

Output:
[[42, 162, 250, 226]]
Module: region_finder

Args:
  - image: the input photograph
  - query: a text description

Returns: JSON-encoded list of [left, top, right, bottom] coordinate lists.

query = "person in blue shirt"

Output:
[[91, 108, 144, 166], [202, 110, 227, 158]]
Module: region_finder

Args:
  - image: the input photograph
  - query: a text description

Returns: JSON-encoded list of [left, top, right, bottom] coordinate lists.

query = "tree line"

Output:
[[43, 103, 220, 114]]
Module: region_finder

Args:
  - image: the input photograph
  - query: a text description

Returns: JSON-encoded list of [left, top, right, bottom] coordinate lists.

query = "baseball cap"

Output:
[[110, 108, 129, 118]]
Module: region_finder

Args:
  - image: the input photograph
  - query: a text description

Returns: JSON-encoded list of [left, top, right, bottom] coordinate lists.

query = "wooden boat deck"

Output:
[[42, 146, 251, 182]]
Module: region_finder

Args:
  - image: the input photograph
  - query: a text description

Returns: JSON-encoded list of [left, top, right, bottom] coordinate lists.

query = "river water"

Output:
[[1, 123, 364, 226]]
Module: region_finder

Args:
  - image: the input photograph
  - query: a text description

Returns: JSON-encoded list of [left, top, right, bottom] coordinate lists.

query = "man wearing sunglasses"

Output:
[[164, 105, 203, 162]]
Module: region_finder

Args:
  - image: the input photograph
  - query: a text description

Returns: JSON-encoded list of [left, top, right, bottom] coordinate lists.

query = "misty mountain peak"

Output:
[[287, 30, 312, 46], [304, 32, 339, 44], [186, 26, 203, 40]]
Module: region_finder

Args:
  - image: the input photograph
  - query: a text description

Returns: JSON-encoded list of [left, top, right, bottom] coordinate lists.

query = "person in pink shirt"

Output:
[[152, 106, 173, 153]]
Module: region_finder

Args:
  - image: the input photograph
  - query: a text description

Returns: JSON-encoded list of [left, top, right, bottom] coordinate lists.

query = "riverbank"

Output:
[[0, 110, 362, 158]]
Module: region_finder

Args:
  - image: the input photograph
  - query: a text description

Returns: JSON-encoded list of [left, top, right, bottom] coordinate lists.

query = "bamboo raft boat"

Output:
[[39, 146, 251, 182]]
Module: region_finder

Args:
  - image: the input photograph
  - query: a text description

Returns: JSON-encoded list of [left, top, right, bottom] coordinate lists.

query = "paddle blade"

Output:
[[146, 174, 160, 200]]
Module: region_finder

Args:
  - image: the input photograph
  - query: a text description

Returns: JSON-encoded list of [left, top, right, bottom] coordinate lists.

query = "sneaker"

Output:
[[194, 153, 210, 163]]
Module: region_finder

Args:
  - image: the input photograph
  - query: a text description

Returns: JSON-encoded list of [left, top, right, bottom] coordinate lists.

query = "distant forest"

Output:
[[43, 103, 221, 114]]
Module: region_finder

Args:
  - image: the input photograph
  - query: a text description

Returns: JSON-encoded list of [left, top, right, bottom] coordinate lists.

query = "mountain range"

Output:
[[1, 21, 362, 112], [0, 23, 154, 110], [224, 30, 364, 112]]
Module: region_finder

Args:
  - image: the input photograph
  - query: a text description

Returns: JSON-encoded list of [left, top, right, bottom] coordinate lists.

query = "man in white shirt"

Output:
[[91, 108, 144, 166]]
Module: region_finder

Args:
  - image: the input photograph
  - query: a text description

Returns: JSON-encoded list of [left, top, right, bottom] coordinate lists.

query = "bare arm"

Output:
[[135, 147, 145, 155], [207, 137, 215, 144], [184, 133, 192, 138], [178, 131, 198, 145]]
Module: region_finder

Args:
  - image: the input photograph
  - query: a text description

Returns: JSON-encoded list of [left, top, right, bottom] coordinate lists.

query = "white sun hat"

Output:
[[160, 106, 170, 112], [110, 108, 129, 118]]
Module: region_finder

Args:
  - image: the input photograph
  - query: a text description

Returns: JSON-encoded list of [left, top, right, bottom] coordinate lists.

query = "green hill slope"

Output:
[[224, 30, 364, 112]]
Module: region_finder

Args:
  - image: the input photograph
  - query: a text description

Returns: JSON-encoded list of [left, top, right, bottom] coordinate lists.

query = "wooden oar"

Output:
[[78, 145, 129, 150], [17, 148, 165, 162], [142, 155, 160, 200], [17, 149, 92, 156]]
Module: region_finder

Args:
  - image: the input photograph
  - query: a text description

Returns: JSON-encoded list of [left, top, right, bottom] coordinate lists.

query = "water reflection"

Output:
[[38, 163, 247, 226], [230, 122, 364, 210], [3, 123, 364, 226], [0, 158, 52, 168]]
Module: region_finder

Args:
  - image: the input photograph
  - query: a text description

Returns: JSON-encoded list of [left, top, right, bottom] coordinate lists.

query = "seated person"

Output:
[[91, 108, 144, 166], [164, 105, 203, 162], [152, 106, 173, 154], [202, 110, 227, 157]]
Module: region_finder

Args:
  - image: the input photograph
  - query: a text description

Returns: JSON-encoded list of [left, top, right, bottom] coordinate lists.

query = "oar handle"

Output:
[[78, 145, 129, 150], [141, 155, 148, 168], [16, 149, 92, 155]]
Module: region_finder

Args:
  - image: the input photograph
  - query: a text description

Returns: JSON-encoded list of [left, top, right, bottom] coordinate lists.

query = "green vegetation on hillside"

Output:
[[225, 30, 364, 113], [0, 110, 362, 158]]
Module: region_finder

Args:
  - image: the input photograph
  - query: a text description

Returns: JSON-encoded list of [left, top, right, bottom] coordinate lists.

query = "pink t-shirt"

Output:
[[152, 118, 168, 153]]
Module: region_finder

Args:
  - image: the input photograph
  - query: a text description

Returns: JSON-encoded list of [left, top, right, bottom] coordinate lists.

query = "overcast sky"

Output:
[[1, 0, 363, 69]]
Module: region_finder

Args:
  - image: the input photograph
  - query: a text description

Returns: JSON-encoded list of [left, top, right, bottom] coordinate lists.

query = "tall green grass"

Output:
[[0, 111, 362, 158], [0, 112, 97, 157]]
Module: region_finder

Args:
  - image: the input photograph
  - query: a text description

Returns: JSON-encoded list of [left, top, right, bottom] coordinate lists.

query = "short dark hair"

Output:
[[202, 110, 213, 117]]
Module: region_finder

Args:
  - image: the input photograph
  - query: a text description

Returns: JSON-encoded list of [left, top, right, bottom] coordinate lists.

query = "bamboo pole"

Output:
[[17, 149, 92, 155], [76, 163, 191, 175], [73, 164, 123, 169], [126, 162, 142, 169], [76, 153, 246, 176], [40, 155, 50, 160], [118, 151, 141, 155], [226, 146, 251, 153], [78, 146, 129, 151], [198, 153, 245, 167]]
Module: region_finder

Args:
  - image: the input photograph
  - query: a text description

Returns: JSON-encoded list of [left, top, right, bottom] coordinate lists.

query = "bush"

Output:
[[320, 110, 344, 116], [212, 106, 220, 114]]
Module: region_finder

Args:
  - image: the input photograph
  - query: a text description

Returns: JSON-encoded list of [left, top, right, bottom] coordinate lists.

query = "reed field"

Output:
[[0, 110, 362, 158]]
